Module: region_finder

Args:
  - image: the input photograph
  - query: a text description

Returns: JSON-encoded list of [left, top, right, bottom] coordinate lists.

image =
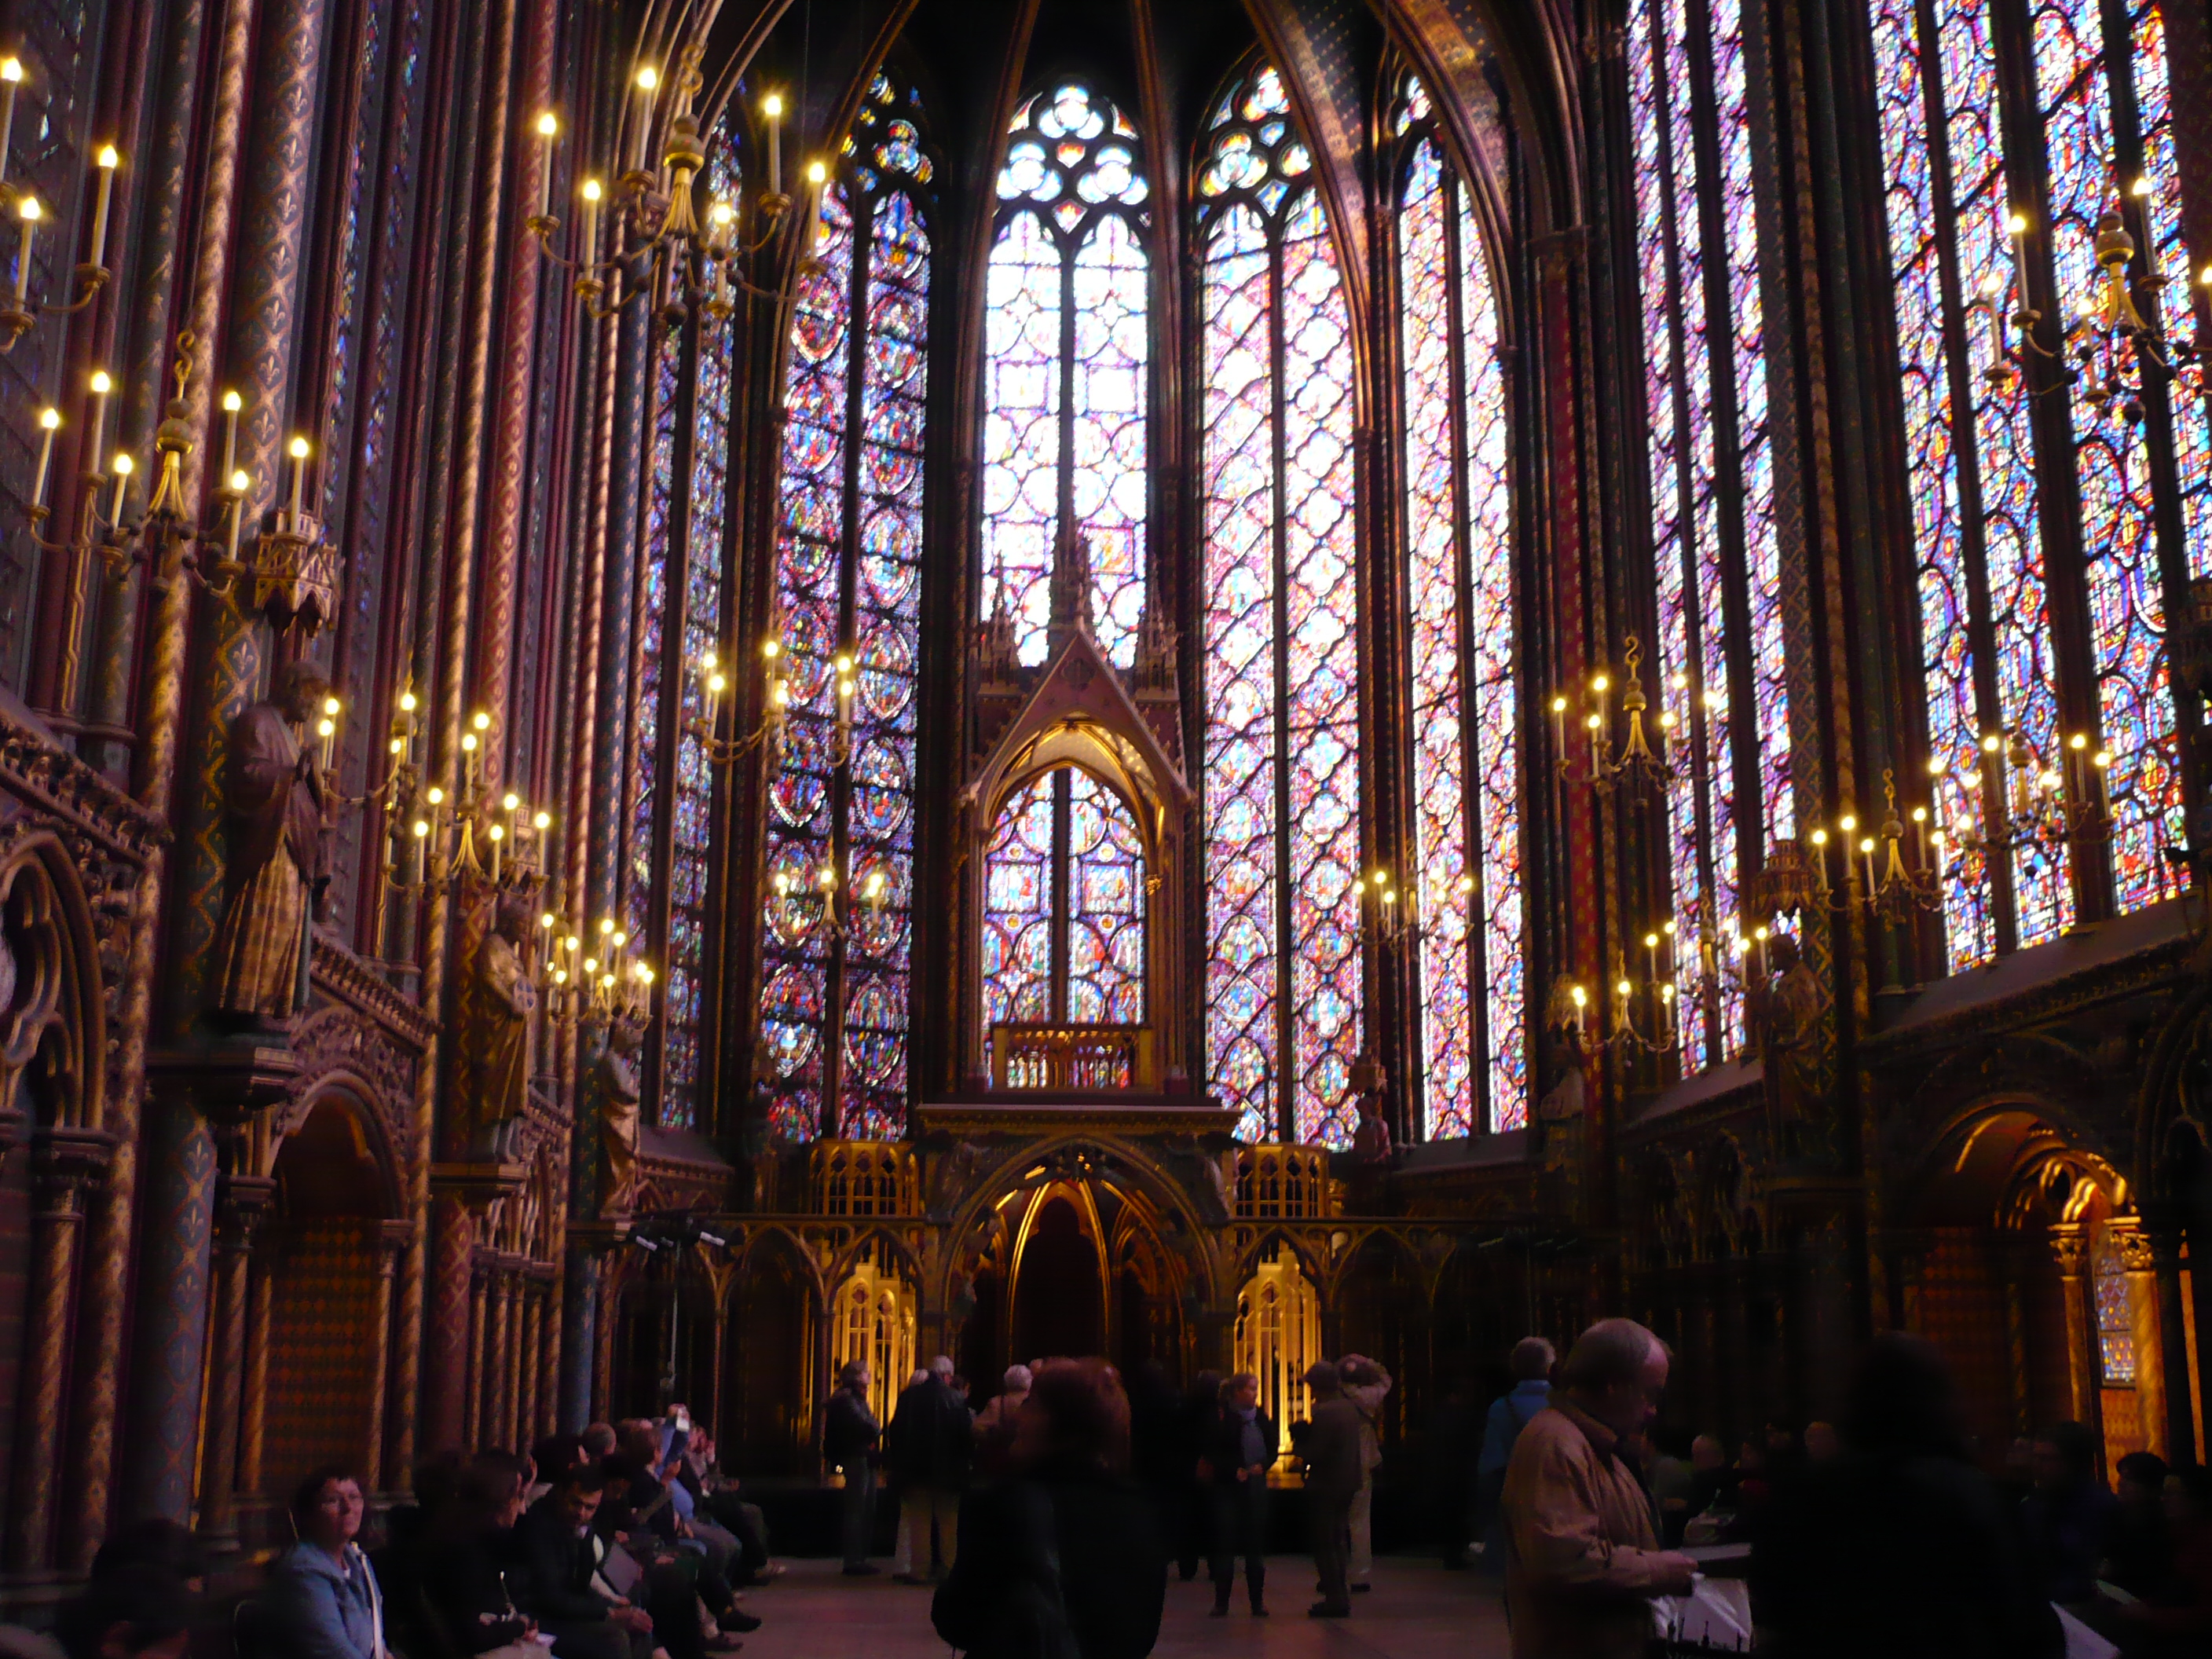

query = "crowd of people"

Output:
[[1486, 1318, 2212, 1658], [35, 1415, 779, 1659], [822, 1348, 1397, 1625], [31, 1325, 2212, 1659]]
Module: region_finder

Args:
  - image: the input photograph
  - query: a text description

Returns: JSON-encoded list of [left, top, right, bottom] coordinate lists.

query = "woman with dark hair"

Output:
[[265, 1467, 386, 1659], [2115, 1463, 2212, 1653], [1752, 1335, 2062, 1658], [932, 1360, 1166, 1659]]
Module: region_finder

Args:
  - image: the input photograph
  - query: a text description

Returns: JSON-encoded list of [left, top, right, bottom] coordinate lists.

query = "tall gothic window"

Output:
[[1626, 0, 1793, 1068], [981, 767, 1148, 1031], [759, 75, 932, 1142], [1870, 0, 2201, 969], [981, 83, 1150, 666], [627, 141, 738, 1132], [1393, 79, 1524, 1137], [1199, 61, 1361, 1148]]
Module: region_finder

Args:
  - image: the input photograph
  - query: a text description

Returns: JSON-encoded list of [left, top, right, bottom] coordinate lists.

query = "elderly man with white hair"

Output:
[[1500, 1318, 1696, 1659], [970, 1364, 1033, 1481]]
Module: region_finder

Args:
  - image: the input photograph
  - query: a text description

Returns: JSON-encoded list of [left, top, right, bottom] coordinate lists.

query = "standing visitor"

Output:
[[265, 1467, 387, 1659], [1339, 1354, 1393, 1593], [886, 1357, 971, 1582], [1298, 1361, 1365, 1619], [2020, 1420, 2121, 1608], [1474, 1337, 1554, 1570], [2115, 1463, 2212, 1652], [1499, 1320, 1695, 1659], [932, 1360, 1165, 1659], [972, 1364, 1034, 1482], [1751, 1333, 2060, 1659], [1177, 1371, 1225, 1580], [1199, 1372, 1277, 1617], [823, 1361, 881, 1576]]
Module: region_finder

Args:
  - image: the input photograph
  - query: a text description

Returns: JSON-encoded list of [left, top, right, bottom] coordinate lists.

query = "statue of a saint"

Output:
[[1754, 932, 1824, 1137], [599, 1016, 643, 1214], [461, 890, 537, 1157], [1352, 1092, 1393, 1163], [209, 663, 331, 1031]]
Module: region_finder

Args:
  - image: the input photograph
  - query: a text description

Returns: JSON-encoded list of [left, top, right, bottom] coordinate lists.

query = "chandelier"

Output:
[[1549, 635, 1678, 804]]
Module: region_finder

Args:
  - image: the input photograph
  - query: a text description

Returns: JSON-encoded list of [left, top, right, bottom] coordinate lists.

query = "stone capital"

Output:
[[430, 1160, 529, 1214], [2049, 1221, 2091, 1277]]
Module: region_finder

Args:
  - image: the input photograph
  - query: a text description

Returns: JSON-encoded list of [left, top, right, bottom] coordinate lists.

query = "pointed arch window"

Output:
[[760, 75, 932, 1142], [625, 139, 739, 1132], [1198, 62, 1361, 1148], [1868, 0, 2202, 970], [981, 83, 1151, 667], [1392, 80, 1524, 1137], [981, 767, 1148, 1030], [1626, 0, 1792, 1067]]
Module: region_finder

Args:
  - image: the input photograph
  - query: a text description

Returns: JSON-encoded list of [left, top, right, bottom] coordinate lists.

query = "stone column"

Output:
[[559, 1243, 604, 1431], [365, 1221, 409, 1489], [469, 1261, 491, 1452], [4, 1130, 113, 1573], [2115, 1221, 2169, 1461], [518, 1282, 542, 1447], [198, 1169, 277, 1544], [2050, 1223, 2105, 1453], [427, 1163, 526, 1456], [2144, 1221, 2195, 1467], [238, 1244, 277, 1500]]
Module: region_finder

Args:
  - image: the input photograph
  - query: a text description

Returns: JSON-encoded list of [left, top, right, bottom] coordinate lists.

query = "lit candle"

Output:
[[534, 112, 557, 222], [1569, 983, 1587, 1035], [220, 389, 242, 476], [107, 452, 130, 528], [1644, 931, 1660, 990], [701, 650, 725, 734], [317, 694, 340, 771], [1930, 827, 1948, 877], [489, 818, 504, 883], [1910, 805, 1928, 872], [1551, 694, 1567, 764], [287, 434, 309, 523], [763, 92, 784, 198], [835, 650, 854, 737], [1585, 711, 1602, 778], [88, 144, 118, 269], [86, 368, 111, 471], [13, 195, 37, 303], [803, 158, 826, 254], [225, 468, 248, 562], [578, 178, 601, 266], [2092, 747, 2111, 813], [31, 405, 57, 509], [632, 66, 659, 172], [1861, 836, 1878, 901], [0, 59, 22, 192], [1752, 925, 1769, 982], [2006, 211, 2030, 315]]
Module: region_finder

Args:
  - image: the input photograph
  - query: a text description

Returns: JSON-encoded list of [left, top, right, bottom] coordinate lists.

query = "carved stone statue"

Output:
[[1536, 1026, 1588, 1210], [209, 663, 331, 1031], [460, 890, 537, 1158], [1755, 932, 1826, 1148], [598, 1016, 643, 1214], [1352, 1092, 1393, 1163]]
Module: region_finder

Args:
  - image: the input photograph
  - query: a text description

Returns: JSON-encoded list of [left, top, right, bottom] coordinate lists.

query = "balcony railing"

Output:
[[990, 1023, 1157, 1091]]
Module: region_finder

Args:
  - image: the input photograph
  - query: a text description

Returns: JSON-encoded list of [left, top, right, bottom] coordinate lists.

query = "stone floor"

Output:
[[734, 1557, 1513, 1658]]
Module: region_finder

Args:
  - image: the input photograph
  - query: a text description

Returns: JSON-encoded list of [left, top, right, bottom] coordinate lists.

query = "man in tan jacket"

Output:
[[1500, 1319, 1696, 1658]]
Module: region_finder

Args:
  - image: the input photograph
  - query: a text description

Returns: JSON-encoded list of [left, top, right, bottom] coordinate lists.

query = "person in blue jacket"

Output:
[[1473, 1338, 1555, 1569], [265, 1467, 385, 1659]]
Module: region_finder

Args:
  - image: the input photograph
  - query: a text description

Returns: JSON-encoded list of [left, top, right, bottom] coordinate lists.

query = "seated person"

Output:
[[265, 1467, 385, 1659], [56, 1565, 192, 1659], [422, 1453, 537, 1657], [512, 1467, 653, 1659], [89, 1521, 210, 1598], [595, 1447, 757, 1653], [2103, 1452, 2173, 1602], [679, 1430, 776, 1584], [2116, 1464, 2212, 1656]]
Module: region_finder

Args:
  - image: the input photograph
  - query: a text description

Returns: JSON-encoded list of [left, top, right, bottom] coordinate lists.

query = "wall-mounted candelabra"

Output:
[[1969, 178, 2207, 419], [766, 856, 890, 947], [542, 914, 653, 1026], [377, 701, 556, 896], [525, 48, 810, 331], [689, 626, 793, 767], [1549, 636, 1678, 804]]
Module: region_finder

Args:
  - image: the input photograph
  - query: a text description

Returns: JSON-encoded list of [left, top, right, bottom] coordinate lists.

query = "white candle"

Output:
[[579, 178, 600, 266], [225, 468, 247, 562], [13, 196, 36, 302], [86, 369, 111, 471], [88, 145, 118, 269], [632, 67, 659, 172], [0, 59, 22, 192], [287, 435, 309, 523], [220, 390, 241, 475], [31, 406, 57, 508], [107, 452, 130, 527], [764, 92, 783, 197], [534, 112, 557, 221]]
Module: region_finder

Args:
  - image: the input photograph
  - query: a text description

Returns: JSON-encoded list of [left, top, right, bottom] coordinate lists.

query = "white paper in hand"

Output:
[[2054, 1605, 2119, 1659], [1650, 1575, 1754, 1650]]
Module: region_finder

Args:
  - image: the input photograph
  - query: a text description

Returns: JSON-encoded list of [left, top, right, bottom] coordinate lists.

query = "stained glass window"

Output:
[[1394, 90, 1523, 1138], [982, 83, 1149, 667], [760, 75, 931, 1142], [2093, 1225, 2137, 1386], [981, 767, 1147, 1041], [621, 137, 740, 1133], [1628, 0, 1790, 1066], [1867, 0, 2196, 967], [1199, 61, 1361, 1148]]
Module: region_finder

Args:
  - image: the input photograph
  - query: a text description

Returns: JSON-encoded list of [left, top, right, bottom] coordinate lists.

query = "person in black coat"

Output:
[[1177, 1370, 1222, 1582], [932, 1359, 1166, 1659], [420, 1453, 534, 1657], [822, 1361, 882, 1574], [511, 1470, 654, 1659], [1751, 1333, 2063, 1659], [884, 1360, 972, 1581], [1199, 1372, 1278, 1617]]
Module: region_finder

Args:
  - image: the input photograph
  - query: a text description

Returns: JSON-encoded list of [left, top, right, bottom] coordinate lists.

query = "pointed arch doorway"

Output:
[[1010, 1191, 1106, 1361]]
